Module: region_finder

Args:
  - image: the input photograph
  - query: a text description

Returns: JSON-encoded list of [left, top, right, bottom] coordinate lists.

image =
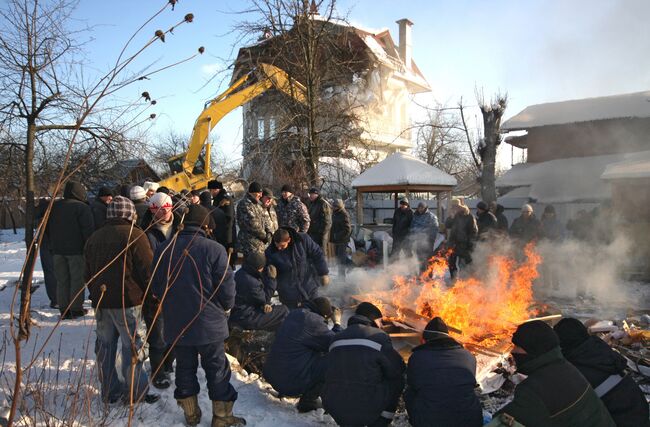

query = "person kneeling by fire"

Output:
[[229, 252, 289, 332], [322, 302, 405, 427]]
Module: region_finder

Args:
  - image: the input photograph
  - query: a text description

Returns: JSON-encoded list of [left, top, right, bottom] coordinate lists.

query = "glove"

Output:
[[331, 307, 342, 325], [320, 275, 330, 287], [267, 265, 277, 279], [263, 304, 273, 314]]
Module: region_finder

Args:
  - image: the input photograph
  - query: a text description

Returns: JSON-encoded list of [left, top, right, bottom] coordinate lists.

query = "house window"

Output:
[[257, 118, 265, 139], [269, 117, 276, 137]]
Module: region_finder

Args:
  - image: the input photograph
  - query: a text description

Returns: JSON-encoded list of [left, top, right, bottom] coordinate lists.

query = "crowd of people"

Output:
[[35, 180, 648, 426]]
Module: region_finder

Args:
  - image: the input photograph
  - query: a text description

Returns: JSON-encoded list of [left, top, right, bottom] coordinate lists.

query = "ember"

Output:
[[364, 243, 542, 349]]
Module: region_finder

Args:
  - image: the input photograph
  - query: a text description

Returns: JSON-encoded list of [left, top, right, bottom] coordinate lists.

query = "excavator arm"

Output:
[[159, 63, 306, 191]]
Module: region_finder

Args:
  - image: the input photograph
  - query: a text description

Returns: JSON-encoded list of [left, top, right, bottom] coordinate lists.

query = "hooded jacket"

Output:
[[323, 315, 405, 426], [47, 181, 94, 255]]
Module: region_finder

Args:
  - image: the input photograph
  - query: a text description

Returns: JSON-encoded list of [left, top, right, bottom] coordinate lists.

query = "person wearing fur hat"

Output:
[[152, 204, 244, 426], [264, 296, 342, 413], [306, 187, 332, 251], [229, 252, 288, 331], [323, 302, 405, 427], [236, 181, 273, 257], [554, 318, 649, 427], [91, 186, 114, 231], [404, 317, 482, 427], [277, 184, 310, 233], [494, 320, 614, 427], [84, 196, 160, 404], [143, 181, 159, 200]]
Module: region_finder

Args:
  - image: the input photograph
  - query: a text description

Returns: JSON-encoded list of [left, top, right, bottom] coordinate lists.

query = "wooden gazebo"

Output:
[[352, 152, 457, 224]]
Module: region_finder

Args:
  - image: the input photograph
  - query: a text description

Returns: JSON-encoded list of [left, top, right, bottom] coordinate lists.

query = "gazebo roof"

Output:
[[352, 152, 457, 191]]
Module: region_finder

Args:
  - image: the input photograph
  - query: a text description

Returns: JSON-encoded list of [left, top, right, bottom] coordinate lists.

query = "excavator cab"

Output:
[[167, 153, 207, 175]]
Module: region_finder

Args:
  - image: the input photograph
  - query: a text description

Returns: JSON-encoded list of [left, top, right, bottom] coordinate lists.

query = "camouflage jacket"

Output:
[[277, 195, 310, 233], [236, 194, 271, 256], [264, 205, 279, 235]]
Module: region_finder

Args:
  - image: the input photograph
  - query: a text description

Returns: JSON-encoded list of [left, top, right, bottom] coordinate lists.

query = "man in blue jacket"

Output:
[[405, 317, 482, 427], [323, 302, 405, 427], [152, 205, 245, 427], [265, 227, 329, 309], [229, 252, 289, 331], [263, 296, 342, 413]]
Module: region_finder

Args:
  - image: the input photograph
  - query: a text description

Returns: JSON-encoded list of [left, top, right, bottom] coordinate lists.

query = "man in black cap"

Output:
[[277, 184, 310, 233], [476, 200, 497, 238], [152, 204, 245, 426], [261, 187, 278, 234], [405, 317, 482, 427], [229, 252, 289, 331], [263, 296, 342, 413], [236, 181, 273, 257], [306, 187, 332, 252], [207, 179, 236, 260], [91, 186, 114, 230], [494, 320, 614, 427], [554, 318, 649, 427], [323, 302, 405, 427], [391, 197, 413, 259]]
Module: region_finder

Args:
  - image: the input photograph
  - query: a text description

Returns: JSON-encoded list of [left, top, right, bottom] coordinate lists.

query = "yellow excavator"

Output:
[[158, 63, 307, 191]]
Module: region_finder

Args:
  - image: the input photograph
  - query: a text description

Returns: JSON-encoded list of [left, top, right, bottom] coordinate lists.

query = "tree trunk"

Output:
[[481, 118, 498, 204], [19, 120, 37, 340]]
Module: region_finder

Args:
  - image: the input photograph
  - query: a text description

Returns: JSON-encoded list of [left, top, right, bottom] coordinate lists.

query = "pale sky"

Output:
[[74, 0, 650, 169]]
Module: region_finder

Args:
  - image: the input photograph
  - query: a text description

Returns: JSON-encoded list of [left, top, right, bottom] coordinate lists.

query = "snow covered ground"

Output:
[[0, 229, 413, 426]]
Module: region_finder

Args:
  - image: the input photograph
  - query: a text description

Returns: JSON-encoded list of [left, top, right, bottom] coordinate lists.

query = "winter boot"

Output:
[[150, 351, 171, 389], [296, 395, 321, 413], [211, 401, 246, 427], [177, 395, 202, 426]]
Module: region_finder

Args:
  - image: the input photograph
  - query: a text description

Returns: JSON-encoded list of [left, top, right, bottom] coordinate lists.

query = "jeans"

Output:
[[53, 254, 85, 313], [174, 341, 237, 402], [94, 306, 150, 402]]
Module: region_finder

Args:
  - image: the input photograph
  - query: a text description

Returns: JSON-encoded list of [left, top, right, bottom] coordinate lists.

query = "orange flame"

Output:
[[371, 243, 542, 349]]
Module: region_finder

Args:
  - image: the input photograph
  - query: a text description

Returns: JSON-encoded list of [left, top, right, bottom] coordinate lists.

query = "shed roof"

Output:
[[352, 151, 457, 190], [601, 152, 650, 180], [502, 90, 650, 131]]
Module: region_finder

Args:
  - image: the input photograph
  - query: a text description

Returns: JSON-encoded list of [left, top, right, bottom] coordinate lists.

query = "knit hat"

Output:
[[248, 181, 262, 193], [417, 202, 427, 209], [157, 186, 170, 195], [308, 187, 319, 195], [399, 197, 409, 206], [553, 318, 589, 352], [129, 185, 146, 201], [355, 302, 382, 321], [199, 191, 212, 206], [521, 204, 533, 213], [207, 180, 224, 190], [106, 196, 136, 222], [244, 252, 266, 271], [262, 188, 274, 198], [143, 181, 159, 193], [98, 186, 114, 198], [148, 192, 173, 211], [512, 320, 560, 357], [477, 201, 488, 211], [423, 317, 450, 341], [308, 296, 334, 318], [280, 184, 293, 194], [183, 204, 210, 226]]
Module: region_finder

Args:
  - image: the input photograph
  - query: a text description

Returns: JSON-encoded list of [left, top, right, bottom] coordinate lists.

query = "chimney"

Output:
[[396, 18, 413, 70]]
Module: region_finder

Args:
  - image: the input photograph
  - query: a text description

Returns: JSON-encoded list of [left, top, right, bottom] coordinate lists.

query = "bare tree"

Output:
[[476, 91, 507, 203]]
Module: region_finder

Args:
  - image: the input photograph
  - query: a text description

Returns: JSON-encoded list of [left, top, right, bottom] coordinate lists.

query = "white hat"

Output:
[[129, 185, 146, 201], [148, 192, 173, 211], [521, 203, 533, 213], [143, 181, 160, 192]]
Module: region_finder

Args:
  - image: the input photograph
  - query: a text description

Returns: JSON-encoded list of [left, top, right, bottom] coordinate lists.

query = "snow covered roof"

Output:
[[502, 91, 650, 131], [497, 151, 650, 203], [352, 152, 457, 189], [601, 152, 650, 180]]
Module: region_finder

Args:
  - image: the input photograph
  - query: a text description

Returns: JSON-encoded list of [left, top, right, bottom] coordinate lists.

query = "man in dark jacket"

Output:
[[265, 227, 329, 309], [91, 186, 113, 231], [36, 198, 57, 308], [496, 320, 615, 427], [277, 184, 310, 232], [152, 205, 245, 427], [330, 199, 351, 279], [405, 317, 482, 427], [264, 297, 342, 412], [510, 204, 542, 243], [490, 202, 509, 234], [229, 252, 289, 331], [476, 201, 497, 238], [208, 180, 236, 259], [447, 204, 478, 279], [47, 180, 94, 318], [554, 318, 649, 427], [323, 302, 405, 427], [129, 185, 149, 228], [409, 202, 439, 269], [306, 187, 332, 251], [236, 181, 271, 257], [84, 196, 159, 404], [391, 198, 413, 259], [541, 205, 563, 290]]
